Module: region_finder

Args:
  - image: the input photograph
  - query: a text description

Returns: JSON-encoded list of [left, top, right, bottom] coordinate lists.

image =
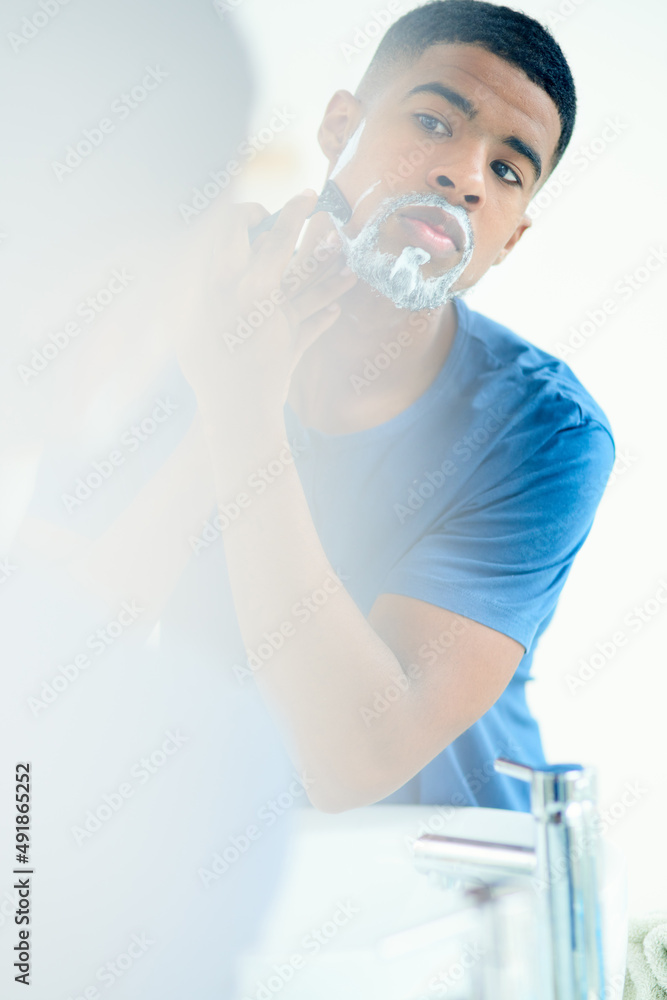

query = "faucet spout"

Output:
[[411, 757, 607, 1000], [413, 833, 536, 883]]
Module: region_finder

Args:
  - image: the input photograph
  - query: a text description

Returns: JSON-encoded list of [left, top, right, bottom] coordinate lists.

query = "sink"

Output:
[[233, 805, 628, 1000]]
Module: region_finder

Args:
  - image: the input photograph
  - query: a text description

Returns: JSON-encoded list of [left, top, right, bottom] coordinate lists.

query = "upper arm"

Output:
[[362, 416, 614, 776], [367, 593, 525, 762]]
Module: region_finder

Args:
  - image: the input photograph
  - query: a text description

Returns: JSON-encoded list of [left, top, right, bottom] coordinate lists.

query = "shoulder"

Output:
[[455, 297, 614, 446]]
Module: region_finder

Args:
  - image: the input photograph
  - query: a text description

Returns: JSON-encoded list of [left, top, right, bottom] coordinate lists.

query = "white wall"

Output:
[[230, 0, 667, 915]]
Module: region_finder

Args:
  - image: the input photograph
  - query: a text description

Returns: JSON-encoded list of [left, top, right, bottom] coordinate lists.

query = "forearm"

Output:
[[203, 408, 422, 810]]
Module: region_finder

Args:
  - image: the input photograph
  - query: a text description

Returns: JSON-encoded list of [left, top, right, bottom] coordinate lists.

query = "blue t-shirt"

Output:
[[282, 295, 616, 813], [27, 295, 615, 819]]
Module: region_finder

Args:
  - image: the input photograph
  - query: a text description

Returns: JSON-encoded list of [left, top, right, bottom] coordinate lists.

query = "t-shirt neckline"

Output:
[[283, 295, 470, 447]]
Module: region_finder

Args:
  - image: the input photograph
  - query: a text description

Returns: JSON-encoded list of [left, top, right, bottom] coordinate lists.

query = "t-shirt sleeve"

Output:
[[378, 415, 616, 652]]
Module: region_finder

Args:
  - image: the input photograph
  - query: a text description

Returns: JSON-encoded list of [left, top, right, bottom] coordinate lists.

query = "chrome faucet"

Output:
[[411, 758, 606, 1000]]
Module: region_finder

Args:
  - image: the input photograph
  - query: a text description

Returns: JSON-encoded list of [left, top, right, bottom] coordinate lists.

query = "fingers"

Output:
[[295, 302, 344, 358], [212, 193, 342, 298], [288, 264, 357, 326], [284, 208, 341, 277], [280, 232, 347, 304], [253, 190, 320, 280], [210, 192, 347, 323], [211, 201, 270, 278], [236, 202, 270, 231], [280, 246, 347, 305]]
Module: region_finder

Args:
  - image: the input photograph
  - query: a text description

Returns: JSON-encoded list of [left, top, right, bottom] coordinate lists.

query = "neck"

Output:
[[287, 277, 459, 432]]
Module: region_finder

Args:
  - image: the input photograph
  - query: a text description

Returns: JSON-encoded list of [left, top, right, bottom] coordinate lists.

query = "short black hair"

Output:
[[355, 0, 576, 176]]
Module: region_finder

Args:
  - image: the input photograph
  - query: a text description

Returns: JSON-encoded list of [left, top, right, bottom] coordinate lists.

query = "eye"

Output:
[[413, 113, 452, 137], [491, 161, 522, 187]]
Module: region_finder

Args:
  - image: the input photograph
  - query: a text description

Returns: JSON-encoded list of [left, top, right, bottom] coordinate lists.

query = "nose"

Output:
[[425, 137, 487, 210]]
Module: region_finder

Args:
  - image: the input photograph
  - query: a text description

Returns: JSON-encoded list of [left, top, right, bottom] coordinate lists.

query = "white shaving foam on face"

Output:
[[334, 191, 475, 311], [389, 245, 431, 278], [352, 179, 381, 213], [388, 246, 431, 297], [329, 119, 366, 180]]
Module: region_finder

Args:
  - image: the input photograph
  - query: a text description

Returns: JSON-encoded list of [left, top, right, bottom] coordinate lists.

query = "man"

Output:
[[180, 0, 615, 814]]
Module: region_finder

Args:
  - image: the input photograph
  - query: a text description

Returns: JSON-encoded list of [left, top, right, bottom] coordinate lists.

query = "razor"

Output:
[[248, 179, 352, 244]]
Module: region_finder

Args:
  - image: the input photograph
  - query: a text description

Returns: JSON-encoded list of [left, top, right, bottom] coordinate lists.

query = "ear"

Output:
[[492, 213, 532, 266], [317, 90, 363, 174]]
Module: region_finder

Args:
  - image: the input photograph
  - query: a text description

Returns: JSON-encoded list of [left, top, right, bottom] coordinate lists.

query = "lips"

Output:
[[397, 205, 465, 254]]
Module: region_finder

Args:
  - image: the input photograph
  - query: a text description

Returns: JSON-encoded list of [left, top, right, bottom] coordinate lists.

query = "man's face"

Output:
[[320, 42, 562, 308]]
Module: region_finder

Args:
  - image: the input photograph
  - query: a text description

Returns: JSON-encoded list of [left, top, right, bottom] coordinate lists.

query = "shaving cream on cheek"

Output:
[[352, 179, 381, 213], [329, 118, 366, 180]]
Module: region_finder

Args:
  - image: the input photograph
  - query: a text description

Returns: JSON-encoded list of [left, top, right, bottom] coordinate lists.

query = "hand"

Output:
[[174, 189, 357, 433]]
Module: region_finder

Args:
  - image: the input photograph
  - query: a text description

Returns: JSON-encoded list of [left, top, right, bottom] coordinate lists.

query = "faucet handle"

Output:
[[494, 757, 596, 816], [495, 757, 584, 781], [494, 758, 537, 783]]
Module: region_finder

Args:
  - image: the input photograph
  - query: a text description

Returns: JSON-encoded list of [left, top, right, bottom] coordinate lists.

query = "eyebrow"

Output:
[[403, 82, 543, 183]]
